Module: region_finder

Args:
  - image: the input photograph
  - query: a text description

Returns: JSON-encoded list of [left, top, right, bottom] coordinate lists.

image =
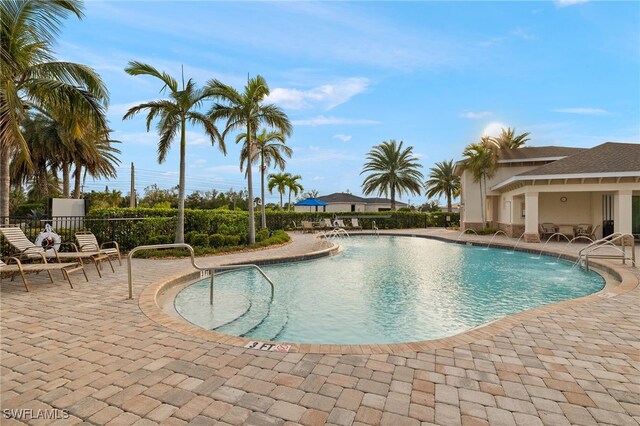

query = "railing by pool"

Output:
[[126, 243, 275, 304]]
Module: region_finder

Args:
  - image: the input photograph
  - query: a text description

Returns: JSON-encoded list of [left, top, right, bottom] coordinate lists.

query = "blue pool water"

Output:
[[174, 236, 605, 344]]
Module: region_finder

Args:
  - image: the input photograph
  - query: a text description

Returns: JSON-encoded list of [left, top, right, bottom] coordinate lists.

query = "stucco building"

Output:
[[456, 142, 640, 242]]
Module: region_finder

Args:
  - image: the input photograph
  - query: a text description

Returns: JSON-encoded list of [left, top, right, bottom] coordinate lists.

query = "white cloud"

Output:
[[292, 115, 380, 126], [333, 134, 352, 142], [193, 159, 207, 165], [313, 176, 325, 181], [511, 28, 536, 40], [267, 78, 369, 110], [555, 0, 588, 7], [552, 108, 609, 115], [460, 111, 493, 119]]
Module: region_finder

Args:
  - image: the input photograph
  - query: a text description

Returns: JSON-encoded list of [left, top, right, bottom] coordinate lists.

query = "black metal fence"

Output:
[[0, 216, 176, 256]]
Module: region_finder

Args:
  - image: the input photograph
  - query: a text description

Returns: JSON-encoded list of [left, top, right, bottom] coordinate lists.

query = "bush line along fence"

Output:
[[0, 209, 460, 255]]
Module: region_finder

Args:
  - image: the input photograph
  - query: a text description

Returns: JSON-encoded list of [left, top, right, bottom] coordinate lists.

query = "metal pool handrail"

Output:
[[127, 243, 275, 302]]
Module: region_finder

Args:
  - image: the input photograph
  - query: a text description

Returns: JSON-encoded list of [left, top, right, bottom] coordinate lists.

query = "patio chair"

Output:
[[335, 219, 347, 228], [75, 231, 121, 266], [539, 223, 557, 241], [301, 221, 315, 233], [1, 258, 87, 292], [575, 224, 592, 239], [0, 225, 113, 278], [322, 218, 333, 229], [588, 224, 600, 241], [350, 218, 362, 230]]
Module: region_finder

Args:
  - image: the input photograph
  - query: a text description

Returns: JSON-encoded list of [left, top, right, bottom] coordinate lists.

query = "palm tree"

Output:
[[238, 129, 292, 228], [285, 174, 303, 211], [1, 0, 109, 219], [71, 129, 121, 198], [461, 138, 497, 226], [268, 172, 289, 209], [207, 75, 292, 243], [123, 62, 224, 243], [490, 127, 530, 149], [361, 140, 424, 210], [424, 159, 460, 213]]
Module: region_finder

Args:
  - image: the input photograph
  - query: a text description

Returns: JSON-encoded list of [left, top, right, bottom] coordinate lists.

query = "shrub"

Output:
[[222, 235, 242, 246], [255, 228, 269, 242], [184, 230, 198, 244], [148, 235, 172, 245], [191, 233, 209, 247], [208, 234, 225, 248]]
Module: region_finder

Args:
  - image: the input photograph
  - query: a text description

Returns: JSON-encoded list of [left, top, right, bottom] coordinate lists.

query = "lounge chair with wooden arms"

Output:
[[1, 258, 87, 292], [350, 218, 362, 230], [75, 231, 121, 266], [539, 223, 557, 241], [0, 225, 113, 277]]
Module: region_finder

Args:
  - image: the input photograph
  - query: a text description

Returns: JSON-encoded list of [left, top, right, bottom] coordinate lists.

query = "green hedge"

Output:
[[85, 208, 459, 251]]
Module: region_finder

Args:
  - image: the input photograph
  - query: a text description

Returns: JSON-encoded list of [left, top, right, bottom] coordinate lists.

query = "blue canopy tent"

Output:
[[294, 197, 328, 212]]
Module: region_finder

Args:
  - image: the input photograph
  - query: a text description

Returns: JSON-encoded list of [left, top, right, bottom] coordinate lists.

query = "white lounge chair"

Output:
[[350, 218, 362, 230], [75, 231, 121, 266], [0, 225, 113, 277]]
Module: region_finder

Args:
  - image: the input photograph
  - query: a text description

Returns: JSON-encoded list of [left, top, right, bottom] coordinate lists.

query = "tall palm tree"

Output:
[[361, 140, 423, 211], [424, 159, 460, 213], [123, 62, 224, 243], [268, 172, 289, 209], [238, 129, 292, 228], [461, 138, 497, 226], [1, 0, 109, 219], [207, 75, 292, 243], [285, 174, 303, 211], [490, 127, 530, 149]]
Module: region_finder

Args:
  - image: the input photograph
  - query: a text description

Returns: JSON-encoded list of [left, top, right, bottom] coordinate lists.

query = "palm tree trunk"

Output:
[[390, 186, 396, 211], [279, 190, 283, 209], [446, 191, 452, 213], [0, 145, 10, 222], [73, 165, 82, 198], [38, 166, 48, 198], [479, 179, 485, 226], [246, 126, 255, 244], [62, 162, 70, 197], [175, 119, 186, 243], [288, 190, 292, 211], [260, 158, 266, 229]]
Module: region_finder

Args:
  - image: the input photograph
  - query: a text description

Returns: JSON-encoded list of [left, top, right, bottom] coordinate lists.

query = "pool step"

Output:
[[213, 293, 271, 337], [243, 302, 289, 341]]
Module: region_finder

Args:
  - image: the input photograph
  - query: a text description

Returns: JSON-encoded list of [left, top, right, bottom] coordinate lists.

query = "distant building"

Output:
[[293, 192, 407, 213], [455, 142, 640, 242]]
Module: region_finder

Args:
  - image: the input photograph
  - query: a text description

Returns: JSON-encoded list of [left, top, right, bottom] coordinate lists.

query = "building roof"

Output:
[[497, 146, 586, 162], [365, 197, 407, 206], [317, 193, 367, 203], [317, 193, 407, 206], [517, 142, 640, 176]]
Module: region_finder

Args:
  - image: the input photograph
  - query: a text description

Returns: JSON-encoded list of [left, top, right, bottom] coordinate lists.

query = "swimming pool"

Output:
[[174, 236, 605, 344]]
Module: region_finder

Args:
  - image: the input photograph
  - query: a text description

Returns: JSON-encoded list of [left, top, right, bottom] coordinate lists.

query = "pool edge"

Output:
[[138, 233, 639, 354]]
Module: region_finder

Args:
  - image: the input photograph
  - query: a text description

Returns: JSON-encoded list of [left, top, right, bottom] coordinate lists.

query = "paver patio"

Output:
[[1, 230, 638, 425]]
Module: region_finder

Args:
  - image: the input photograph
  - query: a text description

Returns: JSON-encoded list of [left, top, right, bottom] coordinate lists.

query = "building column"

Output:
[[614, 190, 633, 235], [524, 191, 540, 243]]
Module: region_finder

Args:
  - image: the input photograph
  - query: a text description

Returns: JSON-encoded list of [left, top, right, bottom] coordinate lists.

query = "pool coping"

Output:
[[138, 232, 639, 354]]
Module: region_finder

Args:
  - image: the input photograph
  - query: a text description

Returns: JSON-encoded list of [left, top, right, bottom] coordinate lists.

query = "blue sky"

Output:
[[58, 1, 640, 205]]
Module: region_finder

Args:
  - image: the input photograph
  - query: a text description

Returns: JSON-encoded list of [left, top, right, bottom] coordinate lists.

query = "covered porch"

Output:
[[493, 180, 640, 243]]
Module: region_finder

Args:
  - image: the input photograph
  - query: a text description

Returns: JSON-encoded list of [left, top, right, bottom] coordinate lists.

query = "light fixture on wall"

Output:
[[560, 196, 567, 203]]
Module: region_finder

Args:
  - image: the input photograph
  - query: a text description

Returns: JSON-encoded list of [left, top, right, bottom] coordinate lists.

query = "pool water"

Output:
[[174, 236, 605, 344]]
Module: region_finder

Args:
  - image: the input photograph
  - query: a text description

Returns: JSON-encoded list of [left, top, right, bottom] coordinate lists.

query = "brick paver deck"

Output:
[[1, 230, 638, 425]]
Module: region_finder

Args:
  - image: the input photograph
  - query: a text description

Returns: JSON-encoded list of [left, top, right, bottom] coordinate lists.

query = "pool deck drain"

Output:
[[1, 230, 639, 425]]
